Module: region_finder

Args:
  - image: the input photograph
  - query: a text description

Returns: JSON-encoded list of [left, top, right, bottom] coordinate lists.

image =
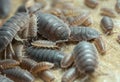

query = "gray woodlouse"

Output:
[[100, 16, 114, 35], [73, 41, 98, 74], [0, 75, 14, 82], [69, 26, 100, 41], [26, 46, 64, 67], [115, 0, 120, 13], [36, 12, 71, 41], [62, 67, 79, 82], [0, 0, 11, 18], [37, 70, 55, 82], [84, 0, 98, 9], [0, 12, 30, 52], [100, 8, 116, 18], [0, 59, 20, 70], [2, 67, 35, 82]]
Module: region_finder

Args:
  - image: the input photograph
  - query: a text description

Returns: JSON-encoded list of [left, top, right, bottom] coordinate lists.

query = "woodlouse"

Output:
[[73, 41, 98, 74], [26, 46, 64, 67], [84, 0, 98, 9], [100, 8, 116, 18], [62, 67, 79, 82], [115, 0, 120, 13], [0, 0, 11, 18], [36, 12, 71, 41], [2, 67, 35, 82], [37, 70, 55, 82], [0, 75, 14, 82], [100, 16, 114, 35], [69, 26, 100, 41], [117, 34, 120, 43]]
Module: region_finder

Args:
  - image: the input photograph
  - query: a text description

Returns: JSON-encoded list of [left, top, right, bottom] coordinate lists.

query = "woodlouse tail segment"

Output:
[[62, 67, 79, 82], [37, 70, 55, 82], [61, 54, 74, 69], [30, 62, 54, 74], [94, 37, 106, 55]]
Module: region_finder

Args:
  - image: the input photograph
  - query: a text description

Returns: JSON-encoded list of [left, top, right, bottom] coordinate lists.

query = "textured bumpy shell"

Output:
[[100, 16, 114, 35], [0, 0, 11, 18], [0, 13, 30, 52], [37, 12, 71, 41], [2, 67, 35, 82], [69, 27, 100, 41], [0, 75, 14, 82], [73, 41, 98, 74], [26, 46, 64, 67]]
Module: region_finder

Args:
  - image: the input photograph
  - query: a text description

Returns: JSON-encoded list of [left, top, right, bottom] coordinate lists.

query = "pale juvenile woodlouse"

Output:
[[100, 16, 114, 35]]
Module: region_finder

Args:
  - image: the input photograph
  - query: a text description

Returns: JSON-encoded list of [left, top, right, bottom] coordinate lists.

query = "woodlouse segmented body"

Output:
[[30, 62, 54, 73], [0, 59, 20, 70], [69, 27, 100, 41], [115, 0, 120, 13], [0, 13, 30, 52], [0, 75, 14, 82], [36, 12, 71, 41], [84, 0, 98, 9], [0, 0, 11, 18], [2, 67, 35, 82], [62, 67, 79, 82], [37, 70, 55, 82], [26, 46, 64, 67], [100, 16, 114, 35], [100, 8, 116, 18], [73, 41, 98, 74]]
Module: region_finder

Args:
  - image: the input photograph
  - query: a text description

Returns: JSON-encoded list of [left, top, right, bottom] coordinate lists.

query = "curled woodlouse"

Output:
[[100, 16, 114, 35], [36, 12, 71, 41], [115, 0, 120, 13], [84, 0, 98, 9], [0, 59, 20, 70], [37, 70, 55, 82], [69, 26, 100, 41], [0, 0, 11, 18], [0, 12, 30, 52], [26, 46, 64, 67], [30, 62, 54, 73], [62, 67, 79, 82], [0, 75, 14, 82], [100, 8, 116, 18], [73, 41, 98, 74], [2, 67, 35, 82]]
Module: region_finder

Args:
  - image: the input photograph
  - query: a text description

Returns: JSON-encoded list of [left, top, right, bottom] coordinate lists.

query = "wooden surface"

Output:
[[3, 0, 120, 82]]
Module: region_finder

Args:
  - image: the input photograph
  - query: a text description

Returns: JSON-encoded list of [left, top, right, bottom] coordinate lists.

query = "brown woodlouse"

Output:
[[0, 59, 20, 70], [62, 67, 79, 82], [26, 46, 64, 67], [37, 70, 55, 82], [2, 67, 35, 82], [84, 0, 98, 9], [100, 8, 116, 18], [0, 12, 30, 52], [0, 75, 14, 82], [0, 0, 11, 18], [100, 16, 114, 35], [36, 12, 71, 41], [115, 0, 120, 13]]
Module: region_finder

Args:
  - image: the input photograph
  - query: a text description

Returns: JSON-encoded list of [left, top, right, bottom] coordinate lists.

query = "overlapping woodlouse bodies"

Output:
[[0, 0, 11, 18], [115, 0, 120, 13], [84, 0, 98, 9], [0, 13, 30, 52], [73, 41, 98, 74], [0, 59, 20, 70], [100, 16, 114, 35], [100, 8, 116, 18], [26, 46, 64, 67], [69, 26, 100, 41], [2, 67, 35, 82], [62, 67, 79, 82], [36, 12, 71, 41], [0, 75, 14, 82]]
